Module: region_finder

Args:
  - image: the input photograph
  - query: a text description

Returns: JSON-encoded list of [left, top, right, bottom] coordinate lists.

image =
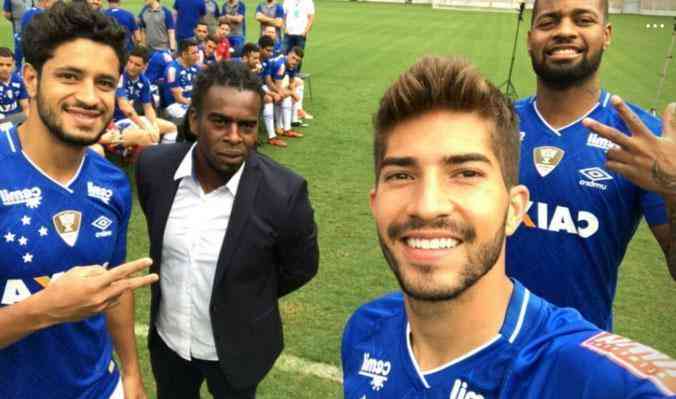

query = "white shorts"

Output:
[[165, 103, 189, 119]]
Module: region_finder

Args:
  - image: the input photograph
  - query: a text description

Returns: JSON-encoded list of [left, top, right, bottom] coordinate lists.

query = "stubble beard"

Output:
[[531, 47, 603, 91]]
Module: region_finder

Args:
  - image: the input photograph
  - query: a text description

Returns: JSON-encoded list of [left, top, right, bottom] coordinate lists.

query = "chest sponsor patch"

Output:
[[533, 146, 564, 177], [52, 210, 82, 247], [581, 332, 676, 395]]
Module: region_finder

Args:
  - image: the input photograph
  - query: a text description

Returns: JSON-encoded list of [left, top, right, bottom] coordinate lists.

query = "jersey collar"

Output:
[[531, 90, 610, 137]]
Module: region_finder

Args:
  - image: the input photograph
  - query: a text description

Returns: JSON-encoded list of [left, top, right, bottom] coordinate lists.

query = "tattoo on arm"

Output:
[[652, 160, 676, 194]]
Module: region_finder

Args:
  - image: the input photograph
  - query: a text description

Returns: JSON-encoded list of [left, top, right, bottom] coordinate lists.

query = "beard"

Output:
[[36, 81, 109, 148], [378, 213, 506, 302], [531, 47, 603, 90]]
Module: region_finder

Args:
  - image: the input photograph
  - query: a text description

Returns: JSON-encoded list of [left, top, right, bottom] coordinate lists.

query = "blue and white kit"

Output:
[[342, 280, 675, 398], [0, 127, 131, 398], [506, 90, 667, 331]]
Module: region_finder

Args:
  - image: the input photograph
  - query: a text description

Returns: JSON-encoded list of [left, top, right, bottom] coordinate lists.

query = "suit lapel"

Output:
[[212, 154, 261, 287]]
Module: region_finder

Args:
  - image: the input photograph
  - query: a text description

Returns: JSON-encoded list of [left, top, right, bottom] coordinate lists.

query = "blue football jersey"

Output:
[[269, 55, 299, 82], [160, 59, 198, 108], [114, 71, 153, 121], [0, 127, 131, 398], [342, 281, 675, 398], [0, 73, 28, 117], [506, 91, 667, 331]]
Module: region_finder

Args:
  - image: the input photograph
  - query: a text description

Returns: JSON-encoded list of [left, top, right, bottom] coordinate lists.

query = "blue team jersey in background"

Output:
[[506, 91, 666, 331], [0, 127, 131, 398], [160, 59, 197, 108], [103, 7, 138, 52], [0, 73, 27, 116], [19, 6, 43, 33], [114, 71, 152, 121], [269, 55, 298, 81], [342, 281, 675, 398], [173, 0, 205, 40], [145, 50, 174, 86]]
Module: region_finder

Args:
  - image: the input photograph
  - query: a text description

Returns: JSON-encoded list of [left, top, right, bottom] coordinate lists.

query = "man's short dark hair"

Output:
[[178, 38, 198, 55], [191, 61, 264, 117], [289, 46, 304, 58], [128, 45, 151, 63], [241, 42, 259, 57], [374, 56, 520, 188], [531, 0, 609, 25], [258, 35, 274, 49], [206, 33, 219, 43], [0, 47, 14, 59], [23, 1, 126, 75]]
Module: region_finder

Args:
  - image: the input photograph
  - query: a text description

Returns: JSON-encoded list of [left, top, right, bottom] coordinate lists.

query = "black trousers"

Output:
[[149, 329, 257, 399]]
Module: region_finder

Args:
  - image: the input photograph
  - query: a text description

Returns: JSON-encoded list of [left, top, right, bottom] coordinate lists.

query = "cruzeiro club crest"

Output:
[[533, 146, 565, 177], [52, 210, 82, 247]]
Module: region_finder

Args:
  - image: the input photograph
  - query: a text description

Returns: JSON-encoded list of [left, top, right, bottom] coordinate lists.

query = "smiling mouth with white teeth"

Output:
[[405, 237, 461, 250]]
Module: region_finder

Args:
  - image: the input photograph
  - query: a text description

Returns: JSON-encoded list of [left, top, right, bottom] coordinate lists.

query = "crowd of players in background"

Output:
[[0, 0, 315, 153]]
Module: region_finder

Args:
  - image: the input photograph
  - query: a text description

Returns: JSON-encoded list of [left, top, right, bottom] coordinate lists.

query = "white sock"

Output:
[[263, 102, 276, 139], [296, 80, 304, 111], [161, 132, 177, 144], [282, 97, 292, 131]]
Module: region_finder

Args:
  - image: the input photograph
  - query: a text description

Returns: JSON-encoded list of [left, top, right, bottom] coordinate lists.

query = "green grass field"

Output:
[[2, 1, 675, 397]]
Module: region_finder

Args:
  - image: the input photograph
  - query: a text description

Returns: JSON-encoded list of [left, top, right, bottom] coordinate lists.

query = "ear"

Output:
[[22, 63, 38, 99], [505, 184, 530, 236], [188, 107, 198, 137], [526, 30, 533, 53], [603, 23, 612, 50], [369, 187, 377, 216]]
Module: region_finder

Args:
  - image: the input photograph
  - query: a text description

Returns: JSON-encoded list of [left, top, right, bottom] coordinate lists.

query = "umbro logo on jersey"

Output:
[[586, 132, 619, 151], [533, 146, 564, 177], [450, 379, 484, 399], [53, 210, 82, 247], [359, 353, 392, 391], [92, 216, 113, 238], [579, 167, 613, 191], [0, 187, 42, 209], [87, 181, 113, 205]]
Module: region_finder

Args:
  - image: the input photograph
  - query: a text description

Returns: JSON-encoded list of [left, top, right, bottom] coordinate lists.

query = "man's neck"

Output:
[[405, 264, 513, 372], [17, 109, 87, 186], [535, 76, 601, 130]]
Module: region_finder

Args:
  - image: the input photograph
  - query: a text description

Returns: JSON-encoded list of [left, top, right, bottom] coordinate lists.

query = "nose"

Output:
[[554, 17, 578, 40], [74, 79, 98, 107], [223, 122, 243, 144], [407, 170, 454, 221]]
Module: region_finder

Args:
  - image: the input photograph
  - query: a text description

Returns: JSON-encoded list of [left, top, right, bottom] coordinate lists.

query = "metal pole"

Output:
[[498, 2, 525, 99], [654, 17, 676, 110]]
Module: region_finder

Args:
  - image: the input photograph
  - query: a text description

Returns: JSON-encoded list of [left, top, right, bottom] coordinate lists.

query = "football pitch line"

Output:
[[134, 324, 343, 384]]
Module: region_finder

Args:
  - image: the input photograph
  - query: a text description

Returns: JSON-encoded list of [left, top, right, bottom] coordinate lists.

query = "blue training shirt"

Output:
[[342, 280, 675, 398], [506, 90, 667, 331], [103, 7, 139, 53], [160, 59, 197, 108], [173, 0, 205, 41], [0, 72, 27, 117], [145, 50, 174, 86], [114, 71, 153, 121], [0, 127, 131, 398]]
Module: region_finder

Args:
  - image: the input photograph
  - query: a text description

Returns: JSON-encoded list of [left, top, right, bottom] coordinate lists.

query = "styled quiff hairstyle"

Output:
[[373, 56, 520, 188]]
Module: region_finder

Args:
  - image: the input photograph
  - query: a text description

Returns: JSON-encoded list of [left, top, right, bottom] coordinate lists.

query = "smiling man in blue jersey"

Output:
[[341, 56, 676, 399], [0, 47, 28, 126], [505, 0, 674, 331], [0, 3, 159, 398]]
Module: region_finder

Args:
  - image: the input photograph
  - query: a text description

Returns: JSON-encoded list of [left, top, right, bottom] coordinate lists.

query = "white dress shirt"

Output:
[[156, 144, 244, 361]]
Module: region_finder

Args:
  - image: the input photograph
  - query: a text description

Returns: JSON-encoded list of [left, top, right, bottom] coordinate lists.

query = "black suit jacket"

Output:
[[135, 143, 319, 389]]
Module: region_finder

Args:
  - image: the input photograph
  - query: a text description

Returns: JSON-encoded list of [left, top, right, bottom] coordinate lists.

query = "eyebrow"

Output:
[[52, 66, 118, 82], [536, 8, 599, 21], [207, 112, 258, 123], [380, 153, 492, 169]]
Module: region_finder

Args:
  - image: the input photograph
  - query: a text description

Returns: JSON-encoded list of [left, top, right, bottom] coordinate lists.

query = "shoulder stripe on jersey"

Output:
[[508, 289, 530, 344], [602, 92, 611, 108], [1, 123, 16, 153]]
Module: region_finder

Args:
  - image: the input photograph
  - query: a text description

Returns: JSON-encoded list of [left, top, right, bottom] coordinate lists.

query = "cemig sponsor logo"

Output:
[[87, 181, 113, 205], [450, 379, 484, 399], [359, 353, 392, 391], [0, 187, 42, 209], [521, 201, 599, 238], [579, 167, 613, 191], [582, 332, 676, 395], [586, 132, 619, 151]]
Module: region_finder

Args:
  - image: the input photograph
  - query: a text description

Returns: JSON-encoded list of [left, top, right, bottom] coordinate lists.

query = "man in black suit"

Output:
[[135, 61, 319, 399]]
